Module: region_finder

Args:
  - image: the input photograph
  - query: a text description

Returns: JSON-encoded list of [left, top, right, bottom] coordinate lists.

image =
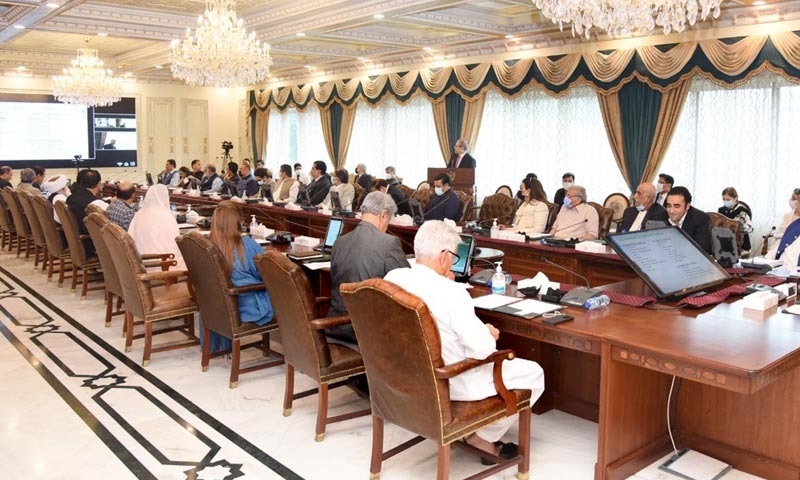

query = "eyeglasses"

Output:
[[442, 249, 461, 265]]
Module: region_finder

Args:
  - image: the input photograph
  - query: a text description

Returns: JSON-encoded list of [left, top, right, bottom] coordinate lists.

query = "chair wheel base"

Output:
[[142, 360, 150, 367], [516, 473, 529, 480], [229, 381, 238, 389], [283, 409, 291, 417], [315, 433, 324, 442]]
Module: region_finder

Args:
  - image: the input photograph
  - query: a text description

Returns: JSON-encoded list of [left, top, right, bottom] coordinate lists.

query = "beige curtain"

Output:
[[461, 91, 486, 155], [596, 90, 628, 187], [320, 103, 357, 169], [253, 108, 269, 162], [431, 98, 450, 165], [641, 77, 692, 184]]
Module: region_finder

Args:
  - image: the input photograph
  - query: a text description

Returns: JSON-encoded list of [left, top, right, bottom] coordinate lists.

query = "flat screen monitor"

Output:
[[330, 190, 342, 211], [451, 234, 476, 278], [606, 226, 730, 299], [322, 217, 344, 250]]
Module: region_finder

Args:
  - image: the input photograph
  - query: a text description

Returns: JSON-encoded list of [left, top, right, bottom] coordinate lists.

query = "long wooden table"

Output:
[[168, 193, 800, 479]]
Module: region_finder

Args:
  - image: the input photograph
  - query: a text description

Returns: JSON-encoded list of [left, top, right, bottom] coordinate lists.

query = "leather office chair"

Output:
[[1, 188, 33, 258], [85, 203, 107, 216], [176, 233, 283, 388], [603, 193, 630, 233], [352, 182, 367, 212], [30, 196, 71, 285], [455, 189, 474, 224], [84, 212, 128, 328], [341, 278, 532, 480], [587, 201, 613, 239], [0, 188, 17, 252], [100, 222, 199, 366], [707, 212, 743, 254], [411, 187, 433, 213], [544, 200, 559, 232], [397, 183, 415, 200], [17, 191, 48, 270], [254, 250, 370, 441], [416, 180, 430, 191], [478, 193, 517, 226], [53, 201, 103, 299]]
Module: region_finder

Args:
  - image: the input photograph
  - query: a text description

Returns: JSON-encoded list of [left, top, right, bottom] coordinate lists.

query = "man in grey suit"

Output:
[[328, 191, 410, 343]]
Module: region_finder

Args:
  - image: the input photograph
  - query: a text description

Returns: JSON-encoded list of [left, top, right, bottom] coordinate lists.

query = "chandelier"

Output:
[[170, 0, 272, 88], [52, 43, 123, 107], [533, 0, 724, 39]]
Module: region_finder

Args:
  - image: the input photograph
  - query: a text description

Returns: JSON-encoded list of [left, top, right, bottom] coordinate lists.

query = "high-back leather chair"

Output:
[[176, 233, 283, 388], [707, 211, 744, 253], [0, 188, 17, 252], [17, 191, 48, 270], [84, 212, 127, 328], [101, 222, 198, 366], [341, 278, 532, 480], [603, 193, 631, 233], [1, 188, 32, 258], [254, 250, 369, 441], [478, 193, 517, 226], [454, 189, 474, 223], [397, 183, 415, 201], [30, 196, 71, 285], [495, 185, 513, 197], [411, 187, 433, 213], [54, 201, 103, 299], [85, 203, 107, 216], [544, 200, 559, 232], [587, 201, 613, 239], [352, 182, 367, 212]]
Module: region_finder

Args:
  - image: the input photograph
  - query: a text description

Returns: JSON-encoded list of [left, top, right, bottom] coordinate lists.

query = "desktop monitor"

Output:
[[330, 190, 342, 211], [606, 226, 730, 299], [260, 183, 274, 202], [320, 217, 344, 251], [298, 184, 311, 206], [145, 172, 154, 186], [451, 234, 477, 278]]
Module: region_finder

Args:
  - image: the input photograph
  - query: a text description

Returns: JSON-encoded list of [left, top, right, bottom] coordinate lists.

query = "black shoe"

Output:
[[479, 441, 519, 466]]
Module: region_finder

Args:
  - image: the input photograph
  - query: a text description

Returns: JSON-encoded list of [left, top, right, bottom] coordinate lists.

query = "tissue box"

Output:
[[390, 215, 414, 226], [497, 230, 525, 243], [742, 290, 779, 311], [294, 235, 321, 247], [576, 241, 612, 254]]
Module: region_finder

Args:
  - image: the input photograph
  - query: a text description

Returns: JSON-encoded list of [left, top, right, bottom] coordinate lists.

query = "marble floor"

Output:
[[0, 250, 760, 480]]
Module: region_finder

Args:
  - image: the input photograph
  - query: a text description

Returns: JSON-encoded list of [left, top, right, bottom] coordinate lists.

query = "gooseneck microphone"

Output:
[[539, 255, 602, 307]]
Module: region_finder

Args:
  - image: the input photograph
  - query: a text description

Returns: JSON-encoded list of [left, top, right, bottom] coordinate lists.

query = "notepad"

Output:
[[472, 294, 520, 311], [493, 299, 564, 319]]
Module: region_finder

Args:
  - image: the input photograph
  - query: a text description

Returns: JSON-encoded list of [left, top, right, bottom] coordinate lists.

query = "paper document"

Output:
[[302, 261, 331, 270], [472, 294, 519, 310], [497, 299, 563, 316]]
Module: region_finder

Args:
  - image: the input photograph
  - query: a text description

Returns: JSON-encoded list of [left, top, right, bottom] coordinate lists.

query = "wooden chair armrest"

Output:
[[314, 296, 331, 306], [142, 259, 177, 270], [224, 284, 266, 296], [435, 349, 517, 415], [141, 253, 175, 260], [79, 234, 91, 240], [136, 270, 188, 283], [310, 315, 351, 330]]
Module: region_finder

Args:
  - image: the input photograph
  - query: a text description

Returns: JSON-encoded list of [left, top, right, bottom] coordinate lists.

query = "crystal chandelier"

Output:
[[170, 0, 272, 88], [533, 0, 724, 39], [52, 42, 123, 107]]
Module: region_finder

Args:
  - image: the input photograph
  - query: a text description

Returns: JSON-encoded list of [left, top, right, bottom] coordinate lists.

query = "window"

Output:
[[265, 105, 329, 170]]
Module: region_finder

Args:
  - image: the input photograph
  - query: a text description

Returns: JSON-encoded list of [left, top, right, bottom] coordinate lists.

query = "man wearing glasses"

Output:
[[385, 220, 544, 461], [549, 185, 599, 240]]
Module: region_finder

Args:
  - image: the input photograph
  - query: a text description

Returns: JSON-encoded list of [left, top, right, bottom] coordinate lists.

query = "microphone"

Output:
[[539, 256, 602, 308]]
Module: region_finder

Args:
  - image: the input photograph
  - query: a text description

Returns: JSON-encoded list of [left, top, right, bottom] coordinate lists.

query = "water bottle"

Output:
[[249, 214, 258, 233], [584, 294, 610, 310], [491, 261, 506, 295], [490, 218, 499, 239]]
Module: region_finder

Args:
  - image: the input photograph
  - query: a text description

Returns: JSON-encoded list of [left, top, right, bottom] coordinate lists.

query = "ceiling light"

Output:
[[533, 0, 723, 38], [97, 32, 108, 36], [52, 40, 123, 107], [170, 0, 272, 87], [505, 34, 515, 39], [46, 3, 59, 8], [296, 32, 306, 37], [154, 65, 163, 69], [373, 14, 384, 19], [13, 25, 25, 29]]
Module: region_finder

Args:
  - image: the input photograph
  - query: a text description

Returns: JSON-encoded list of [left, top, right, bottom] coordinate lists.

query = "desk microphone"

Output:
[[539, 256, 602, 308]]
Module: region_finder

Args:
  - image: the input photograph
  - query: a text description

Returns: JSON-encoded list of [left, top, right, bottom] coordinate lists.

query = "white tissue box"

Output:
[[575, 241, 612, 254], [293, 235, 321, 247], [497, 230, 525, 243], [390, 215, 414, 226], [741, 291, 779, 311], [285, 203, 302, 211]]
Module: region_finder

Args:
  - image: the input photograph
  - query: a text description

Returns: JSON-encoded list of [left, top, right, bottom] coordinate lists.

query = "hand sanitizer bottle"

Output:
[[490, 218, 499, 239], [249, 214, 258, 233], [491, 261, 506, 295]]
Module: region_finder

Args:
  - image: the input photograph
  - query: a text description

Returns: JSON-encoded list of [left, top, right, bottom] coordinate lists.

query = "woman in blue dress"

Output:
[[205, 201, 274, 352]]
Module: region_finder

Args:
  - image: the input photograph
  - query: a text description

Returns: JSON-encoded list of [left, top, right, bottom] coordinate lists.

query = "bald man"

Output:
[[106, 181, 137, 230], [619, 182, 668, 232]]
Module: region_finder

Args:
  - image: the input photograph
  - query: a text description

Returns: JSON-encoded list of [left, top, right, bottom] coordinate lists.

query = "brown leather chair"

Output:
[[84, 212, 128, 328], [85, 203, 107, 216], [411, 187, 433, 213], [1, 188, 33, 258], [544, 200, 559, 232], [30, 196, 72, 286], [707, 211, 744, 253], [54, 201, 103, 299], [352, 182, 367, 212], [587, 201, 613, 239], [603, 192, 631, 233], [101, 221, 198, 366], [0, 189, 18, 252], [397, 183, 415, 201], [17, 191, 48, 270], [454, 189, 474, 224], [478, 193, 517, 226], [254, 250, 369, 441], [176, 233, 283, 388], [341, 279, 532, 480], [495, 185, 514, 198]]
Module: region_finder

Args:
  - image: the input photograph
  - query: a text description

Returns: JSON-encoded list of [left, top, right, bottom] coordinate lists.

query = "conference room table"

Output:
[[165, 192, 800, 480]]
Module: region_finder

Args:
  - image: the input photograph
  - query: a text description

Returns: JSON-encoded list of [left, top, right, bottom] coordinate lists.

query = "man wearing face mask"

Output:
[[549, 185, 598, 240], [353, 163, 373, 192], [619, 182, 668, 232], [552, 172, 574, 210], [293, 163, 310, 186], [655, 173, 674, 207], [424, 173, 460, 221]]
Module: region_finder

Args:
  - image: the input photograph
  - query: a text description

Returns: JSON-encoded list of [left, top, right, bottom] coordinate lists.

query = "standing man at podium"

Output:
[[449, 139, 476, 169]]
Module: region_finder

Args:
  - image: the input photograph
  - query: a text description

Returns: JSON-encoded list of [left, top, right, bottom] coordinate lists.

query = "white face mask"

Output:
[[723, 200, 735, 209], [562, 181, 573, 189], [791, 199, 798, 211], [434, 187, 444, 196], [386, 174, 393, 180]]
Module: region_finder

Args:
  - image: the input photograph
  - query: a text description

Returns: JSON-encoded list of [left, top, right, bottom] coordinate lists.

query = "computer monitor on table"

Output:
[[606, 226, 730, 299], [451, 234, 477, 279], [313, 217, 345, 252]]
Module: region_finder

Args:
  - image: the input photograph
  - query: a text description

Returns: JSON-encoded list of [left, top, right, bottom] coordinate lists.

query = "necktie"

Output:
[[455, 155, 462, 168]]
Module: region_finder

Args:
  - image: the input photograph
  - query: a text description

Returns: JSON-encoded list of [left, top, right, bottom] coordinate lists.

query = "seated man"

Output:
[[0, 165, 12, 190], [16, 168, 41, 196], [236, 162, 260, 197], [67, 169, 106, 256], [666, 186, 712, 254], [328, 191, 410, 343], [306, 160, 332, 206], [424, 173, 459, 221], [199, 164, 224, 193], [619, 182, 668, 232], [106, 181, 137, 230], [549, 185, 598, 240], [274, 164, 298, 203], [385, 221, 544, 458]]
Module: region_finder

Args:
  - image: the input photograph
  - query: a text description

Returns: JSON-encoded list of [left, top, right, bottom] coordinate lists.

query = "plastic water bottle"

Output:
[[491, 261, 506, 295], [490, 218, 499, 239], [584, 294, 611, 310], [249, 214, 258, 233]]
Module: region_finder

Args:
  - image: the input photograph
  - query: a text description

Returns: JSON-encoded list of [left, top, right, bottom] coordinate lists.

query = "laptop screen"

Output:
[[451, 234, 476, 277], [323, 217, 345, 248], [606, 226, 730, 299]]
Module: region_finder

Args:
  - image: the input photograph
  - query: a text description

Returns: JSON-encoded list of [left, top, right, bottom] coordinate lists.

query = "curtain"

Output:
[[618, 80, 662, 189], [597, 91, 628, 188], [320, 102, 357, 169], [432, 98, 449, 163], [461, 91, 486, 156], [640, 78, 691, 185], [253, 108, 269, 164]]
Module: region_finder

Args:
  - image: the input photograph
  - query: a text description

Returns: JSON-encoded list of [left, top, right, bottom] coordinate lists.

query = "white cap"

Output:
[[42, 174, 68, 193]]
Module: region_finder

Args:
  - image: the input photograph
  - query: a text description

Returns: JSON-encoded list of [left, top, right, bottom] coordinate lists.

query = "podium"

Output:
[[427, 167, 474, 197]]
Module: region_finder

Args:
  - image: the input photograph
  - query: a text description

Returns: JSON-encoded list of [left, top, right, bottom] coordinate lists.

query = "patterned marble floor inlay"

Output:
[[0, 266, 299, 480]]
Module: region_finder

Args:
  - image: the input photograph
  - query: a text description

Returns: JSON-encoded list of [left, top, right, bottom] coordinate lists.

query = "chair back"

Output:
[[603, 193, 631, 227], [587, 201, 613, 238], [352, 182, 367, 212], [85, 203, 107, 216], [176, 233, 238, 338], [100, 222, 149, 319], [707, 212, 743, 252], [416, 180, 430, 191], [495, 185, 513, 197], [544, 200, 559, 232], [411, 187, 433, 213], [31, 196, 68, 257], [2, 188, 31, 238], [54, 201, 92, 266], [341, 278, 451, 443], [454, 190, 473, 223], [478, 193, 517, 226], [397, 184, 415, 201], [0, 188, 16, 235], [254, 251, 332, 379], [84, 212, 123, 298], [17, 191, 46, 248]]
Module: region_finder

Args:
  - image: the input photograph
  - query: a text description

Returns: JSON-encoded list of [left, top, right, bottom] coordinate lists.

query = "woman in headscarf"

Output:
[[128, 184, 184, 270]]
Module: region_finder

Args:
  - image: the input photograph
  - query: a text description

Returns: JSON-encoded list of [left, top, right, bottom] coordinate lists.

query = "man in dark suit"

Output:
[[424, 173, 460, 221], [552, 172, 574, 210], [305, 160, 332, 206], [0, 166, 12, 190], [328, 191, 410, 343], [353, 163, 373, 192], [655, 173, 674, 207], [66, 169, 104, 256], [666, 186, 712, 254], [619, 182, 668, 232], [448, 139, 476, 169]]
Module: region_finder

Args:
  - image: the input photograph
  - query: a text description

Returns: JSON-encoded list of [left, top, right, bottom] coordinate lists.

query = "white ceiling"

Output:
[[1, 0, 798, 86]]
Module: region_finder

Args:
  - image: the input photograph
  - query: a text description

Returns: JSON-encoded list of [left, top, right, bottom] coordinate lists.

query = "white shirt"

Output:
[[512, 200, 548, 235], [384, 264, 498, 400], [551, 202, 599, 240]]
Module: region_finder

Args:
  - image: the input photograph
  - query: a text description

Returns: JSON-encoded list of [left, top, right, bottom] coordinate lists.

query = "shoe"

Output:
[[479, 441, 519, 466]]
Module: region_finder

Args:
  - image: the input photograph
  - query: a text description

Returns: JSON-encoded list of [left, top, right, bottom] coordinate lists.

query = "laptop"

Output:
[[313, 217, 345, 252], [451, 234, 477, 280]]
